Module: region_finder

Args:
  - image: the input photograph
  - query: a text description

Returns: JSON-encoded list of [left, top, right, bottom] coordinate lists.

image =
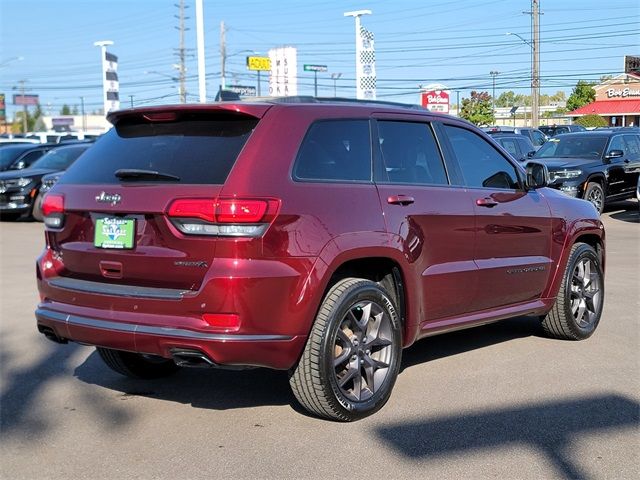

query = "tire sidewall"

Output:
[[319, 282, 402, 419], [561, 244, 604, 339], [584, 182, 604, 215]]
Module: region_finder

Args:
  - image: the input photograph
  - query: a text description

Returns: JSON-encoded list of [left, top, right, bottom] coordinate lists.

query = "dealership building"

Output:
[[569, 57, 640, 127]]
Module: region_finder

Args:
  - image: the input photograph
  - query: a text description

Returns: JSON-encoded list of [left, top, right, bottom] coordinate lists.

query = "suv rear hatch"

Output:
[[44, 105, 269, 292]]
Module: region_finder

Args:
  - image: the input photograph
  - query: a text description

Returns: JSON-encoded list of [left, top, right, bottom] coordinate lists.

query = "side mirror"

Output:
[[527, 150, 536, 158], [605, 149, 624, 160], [526, 162, 549, 189]]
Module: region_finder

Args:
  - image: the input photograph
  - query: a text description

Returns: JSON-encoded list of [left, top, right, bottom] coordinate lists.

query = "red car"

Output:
[[36, 99, 605, 421]]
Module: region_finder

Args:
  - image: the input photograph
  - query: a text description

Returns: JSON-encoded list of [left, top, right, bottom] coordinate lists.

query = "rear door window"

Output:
[[531, 130, 547, 146], [443, 125, 520, 190], [293, 120, 371, 182], [59, 114, 258, 185], [498, 138, 521, 159], [377, 121, 448, 185]]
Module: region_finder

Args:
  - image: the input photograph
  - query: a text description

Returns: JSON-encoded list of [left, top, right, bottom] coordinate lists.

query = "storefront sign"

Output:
[[606, 87, 640, 98], [246, 56, 271, 71], [421, 89, 450, 113]]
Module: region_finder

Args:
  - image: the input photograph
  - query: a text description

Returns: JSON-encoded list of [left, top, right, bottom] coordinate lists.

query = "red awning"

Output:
[[570, 100, 640, 116]]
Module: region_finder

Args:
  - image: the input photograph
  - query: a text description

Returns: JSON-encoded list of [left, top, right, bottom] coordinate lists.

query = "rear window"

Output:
[[59, 114, 258, 185]]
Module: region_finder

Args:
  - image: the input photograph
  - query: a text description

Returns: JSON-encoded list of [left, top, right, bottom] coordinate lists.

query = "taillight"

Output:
[[167, 197, 279, 237], [42, 193, 65, 229]]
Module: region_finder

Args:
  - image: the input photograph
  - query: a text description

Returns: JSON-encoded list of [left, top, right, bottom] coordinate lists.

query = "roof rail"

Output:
[[234, 95, 428, 111]]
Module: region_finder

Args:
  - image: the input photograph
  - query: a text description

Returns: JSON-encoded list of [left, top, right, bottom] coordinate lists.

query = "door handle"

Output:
[[387, 195, 415, 206], [476, 197, 498, 208]]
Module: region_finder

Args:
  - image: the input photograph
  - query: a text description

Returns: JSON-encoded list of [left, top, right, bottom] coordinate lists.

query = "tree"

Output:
[[60, 104, 71, 115], [11, 103, 44, 133], [566, 81, 596, 112], [574, 114, 608, 128], [460, 91, 494, 126]]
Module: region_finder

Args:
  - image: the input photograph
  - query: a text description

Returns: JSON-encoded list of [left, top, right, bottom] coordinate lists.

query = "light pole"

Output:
[[331, 73, 342, 97], [94, 40, 114, 116], [490, 70, 499, 118], [507, 29, 539, 127], [145, 70, 180, 101]]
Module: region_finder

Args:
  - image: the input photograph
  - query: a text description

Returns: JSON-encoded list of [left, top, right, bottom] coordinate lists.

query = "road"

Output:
[[1, 201, 638, 480]]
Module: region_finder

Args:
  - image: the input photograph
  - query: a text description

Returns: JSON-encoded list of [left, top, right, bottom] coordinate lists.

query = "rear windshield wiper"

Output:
[[114, 169, 180, 182]]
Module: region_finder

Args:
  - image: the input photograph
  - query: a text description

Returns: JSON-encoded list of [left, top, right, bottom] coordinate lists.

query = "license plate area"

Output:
[[94, 217, 135, 249]]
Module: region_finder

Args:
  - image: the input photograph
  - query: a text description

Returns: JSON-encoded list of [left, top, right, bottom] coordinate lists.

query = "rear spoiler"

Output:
[[107, 103, 272, 125]]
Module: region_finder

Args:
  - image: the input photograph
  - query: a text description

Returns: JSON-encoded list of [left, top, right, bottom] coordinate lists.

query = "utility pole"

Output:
[[490, 71, 499, 117], [532, 0, 540, 128], [195, 0, 206, 102], [80, 96, 86, 132], [18, 80, 27, 133], [174, 0, 188, 103], [220, 21, 226, 91], [129, 95, 134, 108]]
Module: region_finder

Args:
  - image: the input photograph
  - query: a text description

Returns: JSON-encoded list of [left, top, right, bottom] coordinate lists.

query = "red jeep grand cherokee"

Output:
[[36, 99, 605, 421]]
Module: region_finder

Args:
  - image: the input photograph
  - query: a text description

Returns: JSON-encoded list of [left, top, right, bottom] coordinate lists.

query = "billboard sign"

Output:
[[624, 55, 640, 75], [269, 47, 297, 97], [420, 89, 450, 113], [247, 56, 271, 71], [13, 94, 39, 106], [303, 64, 328, 72], [226, 85, 257, 96]]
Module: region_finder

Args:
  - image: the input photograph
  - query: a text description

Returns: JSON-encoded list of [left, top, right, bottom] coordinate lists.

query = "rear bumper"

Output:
[[35, 304, 307, 369]]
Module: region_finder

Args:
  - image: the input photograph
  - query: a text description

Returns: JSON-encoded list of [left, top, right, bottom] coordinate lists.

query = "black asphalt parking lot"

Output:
[[1, 201, 638, 479]]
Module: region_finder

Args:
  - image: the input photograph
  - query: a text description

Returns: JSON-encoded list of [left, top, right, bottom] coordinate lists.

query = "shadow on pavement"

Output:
[[0, 341, 132, 436], [401, 315, 542, 372], [375, 393, 639, 480], [604, 200, 639, 223], [74, 350, 294, 411]]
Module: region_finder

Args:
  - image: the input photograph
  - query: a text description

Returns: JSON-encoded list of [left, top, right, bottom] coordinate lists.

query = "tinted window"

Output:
[[497, 138, 520, 158], [623, 135, 640, 158], [531, 130, 547, 146], [443, 125, 520, 190], [377, 121, 448, 185], [535, 135, 608, 159], [19, 150, 46, 167], [293, 120, 371, 182], [517, 138, 534, 156], [30, 146, 89, 170], [607, 136, 625, 154], [60, 115, 257, 185], [0, 145, 34, 169]]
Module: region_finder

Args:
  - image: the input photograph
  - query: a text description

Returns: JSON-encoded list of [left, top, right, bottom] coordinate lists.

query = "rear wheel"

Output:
[[97, 347, 180, 379], [289, 278, 402, 421], [541, 243, 604, 340], [32, 192, 44, 222], [583, 182, 605, 215]]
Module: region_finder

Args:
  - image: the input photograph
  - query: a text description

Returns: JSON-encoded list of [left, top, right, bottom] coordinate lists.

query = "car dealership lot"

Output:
[[1, 203, 638, 479]]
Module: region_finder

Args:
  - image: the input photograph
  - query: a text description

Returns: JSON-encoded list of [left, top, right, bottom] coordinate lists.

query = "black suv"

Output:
[[539, 124, 586, 137], [484, 126, 548, 149], [531, 128, 640, 213]]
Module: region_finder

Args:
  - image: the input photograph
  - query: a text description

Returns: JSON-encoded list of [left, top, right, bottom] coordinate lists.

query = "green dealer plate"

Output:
[[94, 217, 135, 249]]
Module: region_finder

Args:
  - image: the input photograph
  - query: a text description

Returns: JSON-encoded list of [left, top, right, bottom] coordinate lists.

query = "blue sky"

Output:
[[0, 0, 638, 119]]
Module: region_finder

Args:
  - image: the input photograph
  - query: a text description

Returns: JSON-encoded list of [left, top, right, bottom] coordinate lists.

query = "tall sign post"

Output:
[[0, 94, 5, 133], [94, 40, 119, 115], [344, 10, 376, 100], [268, 47, 297, 97], [304, 64, 328, 97], [246, 56, 271, 96]]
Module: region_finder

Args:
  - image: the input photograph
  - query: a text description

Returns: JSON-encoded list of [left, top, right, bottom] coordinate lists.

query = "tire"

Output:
[[541, 243, 604, 340], [289, 278, 402, 421], [32, 192, 44, 222], [97, 347, 180, 379], [583, 182, 605, 215]]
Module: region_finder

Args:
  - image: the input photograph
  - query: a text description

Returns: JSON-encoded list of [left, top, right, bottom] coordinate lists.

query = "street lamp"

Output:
[[145, 70, 181, 102], [331, 73, 342, 97], [507, 31, 539, 127], [490, 70, 500, 117]]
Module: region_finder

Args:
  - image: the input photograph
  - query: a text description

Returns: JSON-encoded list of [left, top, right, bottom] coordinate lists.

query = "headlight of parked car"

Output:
[[549, 169, 582, 182], [16, 177, 34, 187]]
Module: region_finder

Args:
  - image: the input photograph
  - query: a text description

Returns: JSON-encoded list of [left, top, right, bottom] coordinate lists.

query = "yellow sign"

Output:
[[247, 56, 271, 71]]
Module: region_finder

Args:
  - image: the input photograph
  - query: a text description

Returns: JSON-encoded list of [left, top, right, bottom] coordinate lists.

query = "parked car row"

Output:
[[0, 141, 93, 220]]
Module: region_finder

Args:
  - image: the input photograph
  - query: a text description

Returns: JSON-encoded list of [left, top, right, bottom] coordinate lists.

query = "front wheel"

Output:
[[97, 347, 180, 379], [541, 243, 604, 340], [289, 278, 402, 421], [583, 182, 605, 215]]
